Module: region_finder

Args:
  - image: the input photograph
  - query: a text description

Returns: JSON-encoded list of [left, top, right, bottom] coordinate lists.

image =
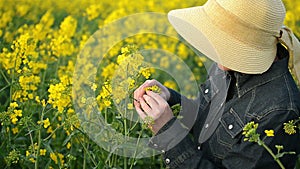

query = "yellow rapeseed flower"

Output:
[[164, 80, 177, 90], [145, 85, 161, 93], [29, 157, 36, 163], [50, 153, 58, 164], [140, 68, 151, 79], [12, 127, 19, 134], [91, 83, 97, 91], [40, 149, 47, 156], [283, 120, 297, 135], [43, 118, 50, 129], [9, 102, 18, 108], [14, 110, 22, 117], [35, 96, 40, 103], [66, 142, 71, 149], [26, 151, 30, 157], [58, 153, 64, 165], [127, 103, 134, 110], [41, 99, 46, 107], [85, 4, 101, 20], [59, 16, 77, 38], [264, 130, 274, 137], [47, 126, 53, 134], [10, 114, 18, 124]]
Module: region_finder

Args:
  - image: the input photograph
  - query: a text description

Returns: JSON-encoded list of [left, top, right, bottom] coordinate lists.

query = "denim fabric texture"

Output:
[[149, 57, 300, 169]]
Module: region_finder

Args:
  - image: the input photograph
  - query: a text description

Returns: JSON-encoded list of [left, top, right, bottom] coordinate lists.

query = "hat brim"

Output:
[[168, 6, 277, 74]]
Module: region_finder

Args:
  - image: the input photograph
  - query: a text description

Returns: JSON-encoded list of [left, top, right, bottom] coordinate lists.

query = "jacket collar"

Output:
[[232, 57, 289, 97]]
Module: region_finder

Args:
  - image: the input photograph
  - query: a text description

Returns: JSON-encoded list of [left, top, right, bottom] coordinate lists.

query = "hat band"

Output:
[[203, 0, 281, 49]]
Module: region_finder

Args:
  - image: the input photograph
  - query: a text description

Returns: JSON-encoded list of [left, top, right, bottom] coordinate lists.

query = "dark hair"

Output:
[[276, 43, 289, 60]]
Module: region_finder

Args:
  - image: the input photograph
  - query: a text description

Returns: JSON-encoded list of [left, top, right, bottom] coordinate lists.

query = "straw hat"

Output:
[[168, 0, 288, 74]]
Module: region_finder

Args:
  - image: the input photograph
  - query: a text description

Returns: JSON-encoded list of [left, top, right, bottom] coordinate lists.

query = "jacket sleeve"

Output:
[[148, 117, 221, 169], [149, 88, 221, 169], [167, 88, 182, 107]]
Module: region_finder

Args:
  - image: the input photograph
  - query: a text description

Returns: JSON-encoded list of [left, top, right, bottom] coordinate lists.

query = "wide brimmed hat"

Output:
[[168, 0, 300, 75]]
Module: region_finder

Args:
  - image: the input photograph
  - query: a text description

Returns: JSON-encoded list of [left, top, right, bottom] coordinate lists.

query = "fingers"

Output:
[[140, 99, 152, 113], [133, 79, 170, 122], [133, 79, 157, 101], [135, 95, 157, 120], [145, 90, 165, 105], [143, 94, 158, 108], [135, 102, 147, 119]]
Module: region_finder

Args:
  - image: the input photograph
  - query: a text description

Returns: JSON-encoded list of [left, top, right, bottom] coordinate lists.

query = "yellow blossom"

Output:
[[26, 151, 30, 157], [47, 126, 53, 133], [14, 110, 22, 117], [81, 97, 86, 104], [91, 83, 97, 91], [43, 118, 50, 128], [164, 80, 177, 90], [58, 153, 65, 165], [127, 77, 135, 89], [104, 100, 111, 107], [85, 4, 101, 20], [9, 102, 18, 108], [48, 82, 71, 113], [59, 16, 77, 38], [40, 149, 47, 156], [29, 158, 35, 163], [28, 93, 34, 99], [140, 68, 152, 79], [50, 153, 58, 164], [10, 114, 18, 124], [66, 142, 71, 149], [127, 103, 134, 110], [12, 127, 19, 134], [264, 130, 274, 137], [283, 120, 297, 135], [121, 47, 130, 54], [35, 96, 40, 103], [34, 143, 38, 150], [145, 85, 161, 93], [101, 63, 117, 79], [41, 99, 46, 107], [67, 108, 75, 115]]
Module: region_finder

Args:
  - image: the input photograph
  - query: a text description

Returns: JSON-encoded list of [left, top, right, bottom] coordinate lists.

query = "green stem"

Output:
[[83, 143, 86, 169], [9, 69, 14, 102], [260, 141, 285, 169], [129, 128, 144, 169], [43, 122, 64, 141], [77, 137, 97, 167], [105, 108, 108, 123], [123, 63, 131, 169], [35, 105, 46, 169], [25, 122, 35, 160], [0, 69, 10, 85], [0, 84, 11, 93]]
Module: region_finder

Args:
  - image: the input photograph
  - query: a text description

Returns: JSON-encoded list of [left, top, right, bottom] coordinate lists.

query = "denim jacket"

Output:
[[149, 57, 300, 169]]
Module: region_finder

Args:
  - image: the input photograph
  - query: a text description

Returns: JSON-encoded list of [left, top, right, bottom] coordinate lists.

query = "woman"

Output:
[[134, 0, 300, 168]]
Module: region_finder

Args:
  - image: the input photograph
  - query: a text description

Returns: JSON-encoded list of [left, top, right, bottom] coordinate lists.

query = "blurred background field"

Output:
[[0, 0, 299, 168]]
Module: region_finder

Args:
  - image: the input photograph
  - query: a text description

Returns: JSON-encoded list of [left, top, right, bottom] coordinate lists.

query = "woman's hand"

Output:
[[135, 91, 174, 134], [133, 80, 173, 134]]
